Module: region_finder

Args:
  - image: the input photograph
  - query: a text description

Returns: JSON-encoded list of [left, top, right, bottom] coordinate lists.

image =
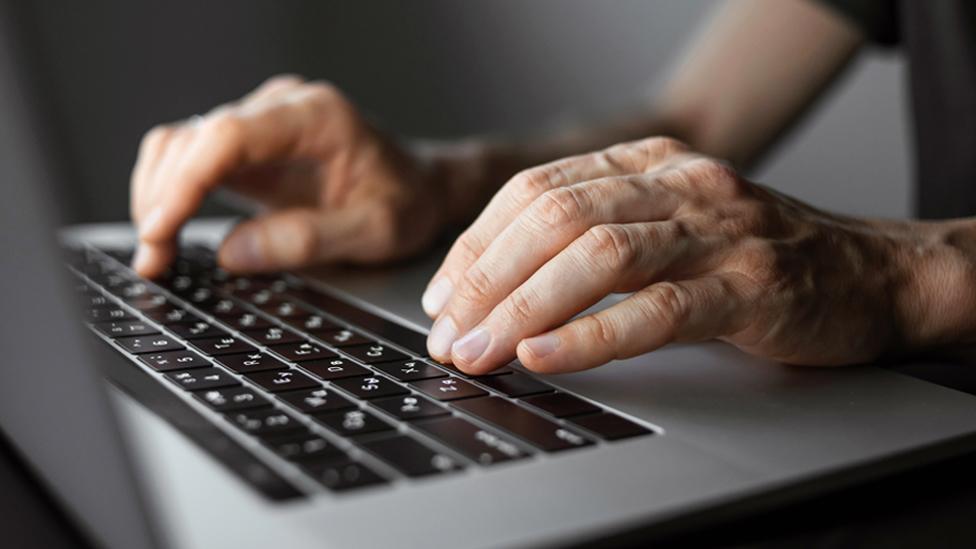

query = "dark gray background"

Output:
[[17, 0, 909, 223]]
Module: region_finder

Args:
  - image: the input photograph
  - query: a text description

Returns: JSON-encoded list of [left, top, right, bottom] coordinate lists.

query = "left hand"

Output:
[[421, 137, 976, 374]]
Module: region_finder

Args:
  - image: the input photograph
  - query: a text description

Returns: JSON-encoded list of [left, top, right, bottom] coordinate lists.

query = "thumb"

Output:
[[217, 207, 372, 273]]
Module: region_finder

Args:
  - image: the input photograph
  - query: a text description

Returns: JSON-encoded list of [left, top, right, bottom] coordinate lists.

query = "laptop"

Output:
[[4, 7, 976, 549]]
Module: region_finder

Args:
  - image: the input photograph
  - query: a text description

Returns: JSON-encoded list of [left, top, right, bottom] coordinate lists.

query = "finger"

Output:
[[447, 221, 717, 372], [429, 174, 686, 363], [422, 137, 690, 318], [130, 124, 177, 222], [138, 83, 361, 256], [513, 274, 753, 374], [240, 74, 304, 104], [217, 205, 383, 273]]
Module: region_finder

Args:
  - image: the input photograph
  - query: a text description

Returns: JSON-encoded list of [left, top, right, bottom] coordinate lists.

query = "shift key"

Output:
[[452, 397, 592, 452]]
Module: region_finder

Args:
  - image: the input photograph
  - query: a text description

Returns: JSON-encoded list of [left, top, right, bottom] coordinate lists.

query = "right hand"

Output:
[[130, 75, 454, 278]]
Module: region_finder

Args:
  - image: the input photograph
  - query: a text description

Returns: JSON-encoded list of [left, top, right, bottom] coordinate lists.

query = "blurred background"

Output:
[[14, 0, 910, 223]]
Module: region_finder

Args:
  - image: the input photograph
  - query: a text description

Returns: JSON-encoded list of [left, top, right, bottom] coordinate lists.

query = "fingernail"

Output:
[[139, 207, 165, 239], [221, 228, 263, 270], [421, 277, 453, 316], [132, 246, 151, 274], [452, 327, 491, 364], [427, 316, 458, 358], [522, 333, 561, 359]]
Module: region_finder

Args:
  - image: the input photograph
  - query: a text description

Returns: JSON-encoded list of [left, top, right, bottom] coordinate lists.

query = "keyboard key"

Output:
[[568, 413, 652, 441], [85, 293, 112, 308], [126, 293, 169, 311], [315, 408, 394, 437], [317, 328, 371, 347], [342, 343, 409, 364], [219, 312, 271, 330], [190, 336, 256, 356], [184, 287, 216, 306], [372, 395, 449, 421], [116, 335, 183, 354], [143, 306, 198, 325], [429, 359, 512, 379], [263, 433, 341, 462], [227, 409, 304, 438], [194, 386, 271, 412], [206, 297, 241, 317], [373, 360, 447, 382], [269, 341, 337, 363], [278, 388, 355, 414], [93, 320, 158, 337], [165, 368, 239, 391], [86, 306, 132, 322], [245, 369, 320, 393], [520, 392, 601, 418], [302, 458, 387, 492], [214, 352, 288, 374], [331, 376, 409, 400], [140, 350, 210, 371], [260, 299, 305, 319], [411, 377, 486, 401], [452, 397, 592, 452], [242, 326, 303, 346], [298, 358, 370, 380], [361, 436, 462, 477], [167, 321, 227, 340], [283, 313, 339, 334], [477, 372, 555, 397], [414, 417, 525, 465]]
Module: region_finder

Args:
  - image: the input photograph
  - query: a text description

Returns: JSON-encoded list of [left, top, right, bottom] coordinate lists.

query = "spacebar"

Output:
[[452, 397, 593, 452]]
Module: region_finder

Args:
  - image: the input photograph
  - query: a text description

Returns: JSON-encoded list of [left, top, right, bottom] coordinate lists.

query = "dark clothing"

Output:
[[821, 0, 976, 219]]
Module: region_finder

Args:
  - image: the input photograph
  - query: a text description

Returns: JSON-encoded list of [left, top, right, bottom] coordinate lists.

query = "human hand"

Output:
[[421, 137, 975, 373], [131, 75, 458, 278]]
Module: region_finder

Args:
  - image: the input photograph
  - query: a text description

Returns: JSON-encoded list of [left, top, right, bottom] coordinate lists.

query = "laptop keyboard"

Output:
[[66, 245, 654, 498]]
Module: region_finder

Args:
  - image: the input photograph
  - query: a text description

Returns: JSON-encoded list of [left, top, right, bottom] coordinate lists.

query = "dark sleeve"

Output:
[[817, 0, 900, 46]]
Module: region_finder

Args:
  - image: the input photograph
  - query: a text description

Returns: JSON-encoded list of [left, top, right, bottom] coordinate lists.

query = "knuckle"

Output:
[[450, 230, 485, 267], [640, 282, 691, 332], [734, 239, 782, 285], [684, 157, 744, 197], [456, 263, 495, 308], [141, 125, 171, 150], [503, 289, 537, 325], [265, 73, 303, 87], [532, 187, 586, 229], [280, 214, 319, 263], [644, 136, 690, 157], [582, 314, 617, 352], [581, 224, 638, 271], [203, 112, 245, 146], [508, 166, 560, 205]]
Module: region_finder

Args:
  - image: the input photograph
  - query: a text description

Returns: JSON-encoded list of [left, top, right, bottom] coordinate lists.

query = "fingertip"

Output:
[[421, 277, 453, 318], [132, 242, 174, 279]]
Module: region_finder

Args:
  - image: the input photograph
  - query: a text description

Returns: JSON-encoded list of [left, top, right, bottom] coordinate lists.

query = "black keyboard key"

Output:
[[245, 369, 320, 393], [342, 343, 409, 364], [452, 397, 591, 452], [227, 409, 304, 438], [373, 360, 447, 382], [214, 352, 288, 374], [260, 299, 305, 319], [86, 306, 132, 322], [303, 459, 386, 492], [219, 312, 272, 330], [361, 436, 462, 478], [85, 293, 113, 308], [93, 320, 158, 337], [317, 328, 371, 348], [166, 368, 239, 391], [190, 336, 256, 356], [143, 306, 199, 325], [372, 395, 449, 421], [429, 359, 512, 379], [242, 326, 303, 346], [194, 386, 271, 412], [414, 417, 525, 465], [298, 358, 370, 381], [167, 321, 227, 340], [411, 377, 486, 401], [331, 376, 409, 400], [477, 372, 555, 397], [116, 335, 183, 354], [184, 287, 217, 306], [568, 413, 652, 441], [269, 341, 337, 363], [140, 350, 210, 371], [263, 433, 341, 462], [284, 313, 339, 334], [315, 408, 393, 437], [291, 289, 430, 356], [520, 392, 601, 418], [206, 297, 241, 317], [126, 293, 169, 311], [278, 388, 355, 414]]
